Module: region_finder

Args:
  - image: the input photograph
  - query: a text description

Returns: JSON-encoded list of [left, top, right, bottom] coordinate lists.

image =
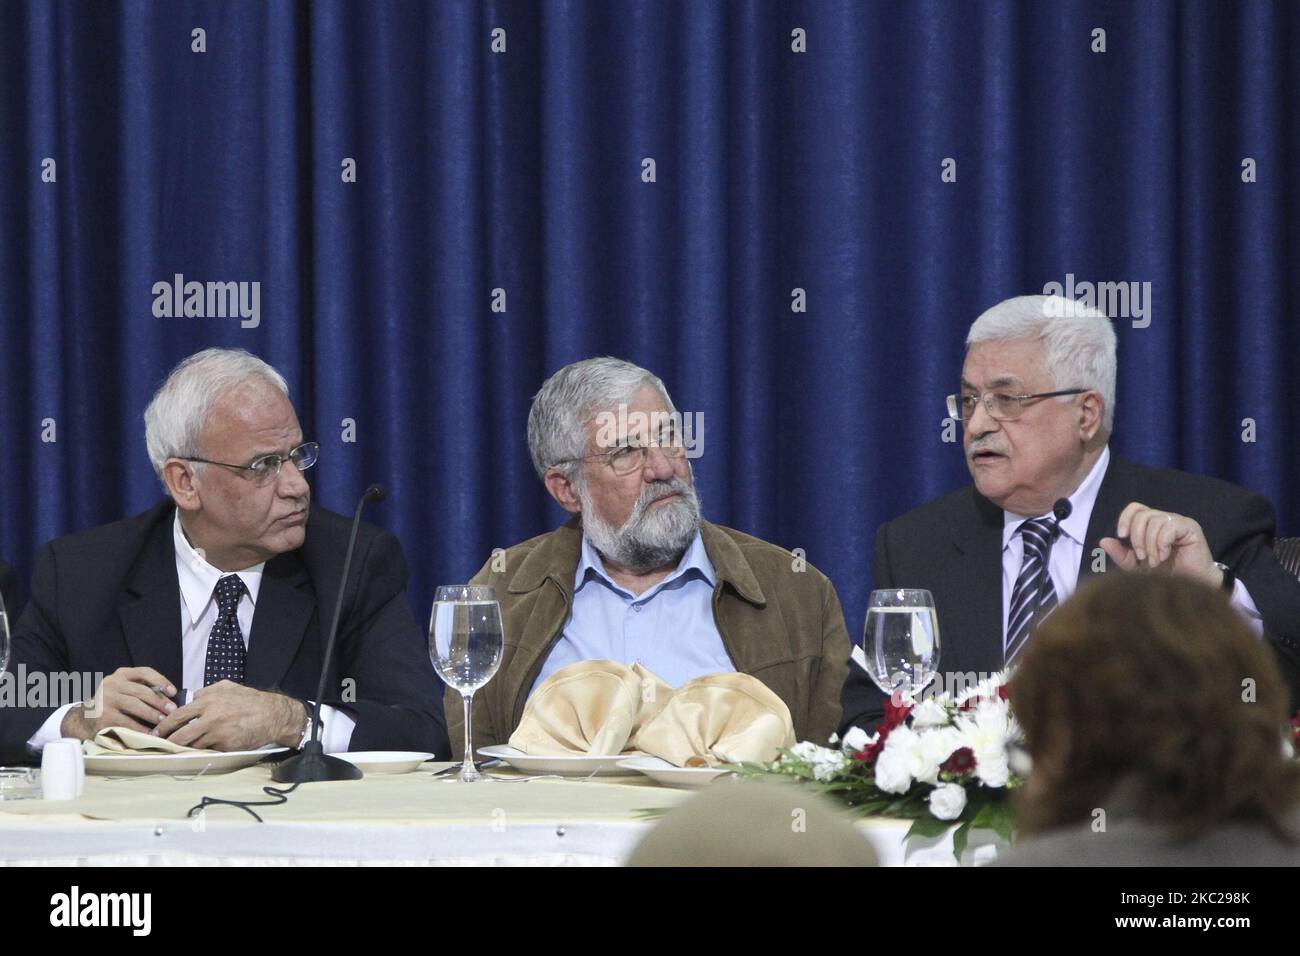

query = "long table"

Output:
[[0, 762, 1005, 866]]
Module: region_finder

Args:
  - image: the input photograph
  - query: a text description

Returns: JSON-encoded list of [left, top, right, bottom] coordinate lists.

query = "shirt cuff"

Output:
[[1230, 577, 1264, 637], [311, 703, 357, 753], [26, 703, 77, 754]]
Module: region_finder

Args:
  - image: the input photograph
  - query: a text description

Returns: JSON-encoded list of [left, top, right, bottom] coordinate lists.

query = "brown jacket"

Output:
[[446, 517, 851, 758]]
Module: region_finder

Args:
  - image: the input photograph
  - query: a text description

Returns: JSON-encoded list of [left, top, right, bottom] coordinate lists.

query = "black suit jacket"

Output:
[[0, 560, 18, 621], [0, 501, 449, 763], [841, 454, 1300, 731]]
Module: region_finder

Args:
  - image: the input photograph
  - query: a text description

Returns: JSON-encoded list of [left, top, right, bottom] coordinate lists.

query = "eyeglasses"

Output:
[[552, 441, 687, 477], [182, 441, 320, 486], [946, 389, 1089, 423]]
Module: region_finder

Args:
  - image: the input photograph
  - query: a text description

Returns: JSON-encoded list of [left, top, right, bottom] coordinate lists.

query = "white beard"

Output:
[[579, 475, 702, 573]]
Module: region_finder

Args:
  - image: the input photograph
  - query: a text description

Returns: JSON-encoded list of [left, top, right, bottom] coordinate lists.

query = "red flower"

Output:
[[959, 686, 1008, 711], [882, 693, 914, 731], [941, 746, 976, 776], [853, 695, 917, 767]]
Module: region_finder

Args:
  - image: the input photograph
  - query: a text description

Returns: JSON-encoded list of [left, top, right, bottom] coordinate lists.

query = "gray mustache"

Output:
[[630, 479, 692, 519]]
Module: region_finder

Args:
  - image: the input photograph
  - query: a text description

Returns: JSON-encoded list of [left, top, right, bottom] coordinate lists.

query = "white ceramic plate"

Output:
[[616, 756, 732, 789], [84, 747, 289, 777], [477, 744, 639, 777], [329, 751, 435, 774]]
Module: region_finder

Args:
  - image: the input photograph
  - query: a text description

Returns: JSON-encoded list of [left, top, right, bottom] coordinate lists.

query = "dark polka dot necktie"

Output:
[[204, 574, 247, 685]]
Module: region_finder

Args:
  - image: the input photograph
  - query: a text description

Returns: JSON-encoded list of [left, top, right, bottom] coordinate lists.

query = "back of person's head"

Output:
[[626, 778, 878, 867], [1010, 572, 1300, 841]]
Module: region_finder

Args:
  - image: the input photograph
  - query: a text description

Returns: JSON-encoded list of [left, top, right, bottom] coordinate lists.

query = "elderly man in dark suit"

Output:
[[842, 295, 1300, 731], [0, 348, 447, 764]]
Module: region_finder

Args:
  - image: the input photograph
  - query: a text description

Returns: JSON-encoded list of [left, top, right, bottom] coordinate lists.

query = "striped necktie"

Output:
[[1004, 517, 1058, 665]]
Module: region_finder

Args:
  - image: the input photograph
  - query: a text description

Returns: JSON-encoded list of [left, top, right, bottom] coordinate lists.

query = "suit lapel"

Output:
[[950, 490, 1006, 671], [1079, 455, 1137, 585], [245, 551, 316, 690], [508, 583, 571, 729], [117, 510, 186, 689]]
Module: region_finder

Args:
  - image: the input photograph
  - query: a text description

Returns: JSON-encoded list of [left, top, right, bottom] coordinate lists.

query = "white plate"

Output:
[[329, 751, 435, 774], [84, 747, 289, 777], [616, 756, 733, 789], [477, 745, 639, 777]]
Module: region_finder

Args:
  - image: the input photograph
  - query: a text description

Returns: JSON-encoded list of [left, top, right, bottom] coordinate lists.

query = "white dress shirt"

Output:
[[1000, 445, 1262, 646], [27, 512, 355, 753]]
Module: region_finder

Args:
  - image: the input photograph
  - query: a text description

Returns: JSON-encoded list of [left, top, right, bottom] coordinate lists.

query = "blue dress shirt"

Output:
[[528, 531, 737, 697]]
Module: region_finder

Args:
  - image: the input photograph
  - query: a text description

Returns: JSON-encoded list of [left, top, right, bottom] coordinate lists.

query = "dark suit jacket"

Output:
[[0, 560, 18, 621], [0, 501, 449, 763], [841, 454, 1300, 731]]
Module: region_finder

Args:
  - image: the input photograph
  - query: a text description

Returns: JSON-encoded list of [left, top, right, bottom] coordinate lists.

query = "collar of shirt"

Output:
[[575, 529, 716, 601], [1002, 444, 1111, 551], [172, 509, 266, 626]]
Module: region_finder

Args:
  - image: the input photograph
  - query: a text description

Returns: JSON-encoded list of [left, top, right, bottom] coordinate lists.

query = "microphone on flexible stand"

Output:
[[273, 484, 387, 784], [1029, 497, 1073, 635]]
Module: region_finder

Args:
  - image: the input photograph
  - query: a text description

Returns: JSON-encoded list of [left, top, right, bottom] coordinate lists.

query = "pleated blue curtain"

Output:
[[2, 0, 1297, 636]]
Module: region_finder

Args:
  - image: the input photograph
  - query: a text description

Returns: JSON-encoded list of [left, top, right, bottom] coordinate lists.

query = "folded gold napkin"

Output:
[[81, 726, 217, 757], [635, 672, 796, 767], [508, 660, 673, 756]]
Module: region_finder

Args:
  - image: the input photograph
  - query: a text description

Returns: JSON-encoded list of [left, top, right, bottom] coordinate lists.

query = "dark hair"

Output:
[[1009, 572, 1300, 840]]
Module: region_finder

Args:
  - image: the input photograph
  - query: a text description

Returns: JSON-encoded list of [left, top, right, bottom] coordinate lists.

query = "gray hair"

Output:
[[527, 357, 675, 481], [966, 295, 1117, 431], [144, 347, 290, 483]]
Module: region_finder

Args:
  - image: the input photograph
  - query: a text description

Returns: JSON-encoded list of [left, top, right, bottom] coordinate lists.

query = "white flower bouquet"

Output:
[[731, 674, 1022, 858]]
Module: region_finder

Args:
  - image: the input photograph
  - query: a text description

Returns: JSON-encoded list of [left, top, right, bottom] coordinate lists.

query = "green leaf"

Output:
[[968, 802, 996, 828], [851, 800, 892, 814], [952, 819, 972, 861], [985, 800, 1018, 843], [905, 815, 951, 840]]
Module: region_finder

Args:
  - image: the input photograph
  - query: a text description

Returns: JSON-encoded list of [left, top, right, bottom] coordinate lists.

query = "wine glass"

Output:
[[429, 585, 504, 783], [864, 589, 940, 703]]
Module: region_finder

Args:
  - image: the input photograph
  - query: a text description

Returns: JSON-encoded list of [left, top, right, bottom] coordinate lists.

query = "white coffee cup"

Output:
[[40, 739, 84, 801], [60, 737, 85, 795]]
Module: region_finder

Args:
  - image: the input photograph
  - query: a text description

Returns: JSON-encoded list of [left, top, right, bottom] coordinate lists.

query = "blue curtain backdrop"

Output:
[[2, 0, 1297, 641]]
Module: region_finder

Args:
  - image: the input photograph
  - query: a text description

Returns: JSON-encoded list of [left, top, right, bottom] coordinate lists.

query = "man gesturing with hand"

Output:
[[845, 295, 1300, 733], [1100, 503, 1236, 588]]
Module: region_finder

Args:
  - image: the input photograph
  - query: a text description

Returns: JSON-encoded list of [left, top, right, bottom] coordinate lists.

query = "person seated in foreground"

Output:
[[997, 572, 1300, 866], [447, 357, 852, 758], [626, 778, 877, 867]]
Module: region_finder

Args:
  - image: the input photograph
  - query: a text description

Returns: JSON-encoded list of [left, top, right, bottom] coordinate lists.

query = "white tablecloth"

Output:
[[0, 762, 1005, 866]]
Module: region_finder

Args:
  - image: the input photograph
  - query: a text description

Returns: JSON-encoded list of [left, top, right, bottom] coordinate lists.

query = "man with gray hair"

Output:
[[448, 357, 852, 756], [0, 347, 447, 763], [842, 294, 1300, 730]]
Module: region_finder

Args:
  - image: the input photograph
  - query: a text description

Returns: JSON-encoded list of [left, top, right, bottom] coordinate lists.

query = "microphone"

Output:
[[1050, 497, 1072, 538], [273, 484, 387, 784]]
